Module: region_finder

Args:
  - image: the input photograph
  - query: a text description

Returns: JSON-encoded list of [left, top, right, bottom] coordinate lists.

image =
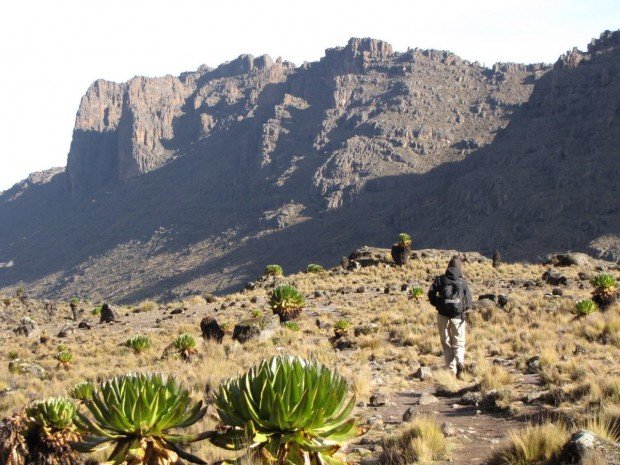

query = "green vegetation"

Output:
[[334, 319, 352, 338], [26, 397, 77, 430], [126, 335, 151, 353], [91, 304, 103, 316], [174, 333, 198, 360], [69, 381, 95, 402], [55, 350, 73, 368], [409, 286, 424, 300], [591, 273, 616, 289], [282, 321, 300, 331], [213, 355, 362, 465], [264, 264, 284, 276], [74, 373, 208, 464], [306, 264, 325, 273], [572, 298, 597, 317], [269, 284, 305, 321], [489, 422, 569, 465], [397, 233, 412, 247]]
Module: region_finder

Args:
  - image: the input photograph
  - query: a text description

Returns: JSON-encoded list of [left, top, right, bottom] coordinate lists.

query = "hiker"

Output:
[[427, 256, 473, 379]]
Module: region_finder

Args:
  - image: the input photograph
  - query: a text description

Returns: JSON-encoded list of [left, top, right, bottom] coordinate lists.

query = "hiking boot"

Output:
[[456, 363, 464, 380]]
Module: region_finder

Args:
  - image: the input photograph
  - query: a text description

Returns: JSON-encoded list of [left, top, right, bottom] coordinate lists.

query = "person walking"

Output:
[[427, 256, 473, 379]]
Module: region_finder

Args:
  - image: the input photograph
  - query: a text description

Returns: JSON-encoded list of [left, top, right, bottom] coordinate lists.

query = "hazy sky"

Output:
[[1, 0, 618, 191]]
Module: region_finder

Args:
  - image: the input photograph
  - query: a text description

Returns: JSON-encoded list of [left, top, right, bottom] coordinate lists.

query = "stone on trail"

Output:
[[418, 392, 439, 405], [557, 429, 620, 465]]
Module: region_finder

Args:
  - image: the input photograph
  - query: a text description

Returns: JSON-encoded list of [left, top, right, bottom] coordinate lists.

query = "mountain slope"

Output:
[[0, 32, 618, 302]]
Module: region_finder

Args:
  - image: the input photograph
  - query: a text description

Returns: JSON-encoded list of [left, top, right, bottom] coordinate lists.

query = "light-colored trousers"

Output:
[[437, 313, 466, 373]]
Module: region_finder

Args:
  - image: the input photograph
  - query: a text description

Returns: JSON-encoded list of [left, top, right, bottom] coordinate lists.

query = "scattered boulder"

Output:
[[232, 314, 279, 343], [332, 337, 357, 351], [78, 321, 92, 330], [414, 366, 432, 381], [460, 391, 483, 406], [497, 295, 509, 308], [441, 422, 457, 437], [402, 407, 413, 422], [478, 294, 497, 302], [354, 324, 379, 337], [542, 270, 569, 286], [526, 355, 542, 374], [552, 288, 564, 296], [170, 307, 184, 315], [99, 303, 120, 323], [356, 286, 366, 293], [348, 246, 389, 268], [545, 253, 591, 267], [200, 316, 224, 343], [418, 392, 439, 406], [13, 317, 40, 338], [557, 430, 620, 465], [369, 392, 387, 407], [8, 359, 48, 379], [57, 323, 75, 338]]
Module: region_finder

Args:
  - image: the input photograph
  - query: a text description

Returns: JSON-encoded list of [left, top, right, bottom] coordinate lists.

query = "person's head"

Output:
[[445, 255, 463, 278]]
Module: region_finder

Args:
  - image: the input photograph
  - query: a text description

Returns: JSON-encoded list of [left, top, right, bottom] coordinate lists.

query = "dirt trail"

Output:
[[354, 386, 541, 465]]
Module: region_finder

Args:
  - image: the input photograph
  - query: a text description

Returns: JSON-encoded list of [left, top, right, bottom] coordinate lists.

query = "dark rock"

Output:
[[250, 296, 259, 303], [332, 337, 357, 351], [391, 244, 410, 266], [545, 253, 591, 267], [479, 294, 497, 302], [557, 429, 620, 464], [497, 294, 509, 308], [78, 321, 92, 329], [356, 286, 366, 293], [402, 407, 413, 422], [314, 290, 326, 298], [401, 283, 410, 292], [384, 285, 398, 294], [492, 251, 501, 268], [369, 392, 387, 407], [200, 316, 224, 343], [232, 314, 280, 343], [526, 355, 542, 373], [552, 288, 564, 296], [542, 270, 568, 286], [100, 303, 120, 323], [348, 246, 388, 268], [170, 307, 184, 315]]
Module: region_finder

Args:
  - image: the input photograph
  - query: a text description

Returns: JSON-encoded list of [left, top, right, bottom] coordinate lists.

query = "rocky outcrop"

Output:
[[558, 430, 620, 464], [0, 32, 618, 302]]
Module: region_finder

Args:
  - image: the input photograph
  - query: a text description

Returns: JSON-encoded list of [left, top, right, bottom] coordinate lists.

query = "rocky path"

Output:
[[353, 387, 540, 465]]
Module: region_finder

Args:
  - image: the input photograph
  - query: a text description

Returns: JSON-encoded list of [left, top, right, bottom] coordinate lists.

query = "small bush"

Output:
[[91, 304, 103, 315], [55, 350, 73, 368], [264, 264, 284, 276], [174, 333, 198, 359], [382, 416, 448, 464], [126, 335, 151, 353], [306, 264, 325, 273]]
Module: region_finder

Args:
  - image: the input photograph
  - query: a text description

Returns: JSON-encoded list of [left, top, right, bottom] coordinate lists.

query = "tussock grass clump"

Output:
[[479, 363, 513, 391], [489, 422, 569, 465], [381, 416, 449, 464], [133, 299, 158, 313], [434, 369, 467, 395]]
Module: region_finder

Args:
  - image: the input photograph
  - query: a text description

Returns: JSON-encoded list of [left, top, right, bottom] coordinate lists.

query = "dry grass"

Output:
[[489, 422, 570, 465], [381, 415, 449, 464]]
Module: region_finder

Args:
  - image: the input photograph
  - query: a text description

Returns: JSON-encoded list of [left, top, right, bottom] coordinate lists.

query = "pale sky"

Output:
[[1, 0, 618, 191]]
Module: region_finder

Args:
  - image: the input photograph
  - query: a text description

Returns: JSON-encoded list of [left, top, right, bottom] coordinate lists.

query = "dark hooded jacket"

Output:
[[427, 257, 473, 318]]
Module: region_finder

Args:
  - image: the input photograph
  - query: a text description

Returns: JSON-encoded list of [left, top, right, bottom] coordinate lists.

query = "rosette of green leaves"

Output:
[[269, 285, 305, 321], [26, 397, 77, 430], [264, 265, 283, 277], [409, 286, 424, 300], [126, 335, 151, 353], [212, 355, 363, 465], [74, 373, 209, 464], [397, 233, 411, 246], [69, 382, 95, 402], [591, 273, 616, 289], [306, 264, 325, 274], [572, 299, 597, 316]]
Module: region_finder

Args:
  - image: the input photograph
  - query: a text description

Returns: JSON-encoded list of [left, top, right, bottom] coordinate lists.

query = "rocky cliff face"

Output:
[[1, 32, 618, 302]]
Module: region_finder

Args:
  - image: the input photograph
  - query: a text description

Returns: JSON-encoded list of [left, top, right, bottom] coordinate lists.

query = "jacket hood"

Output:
[[445, 256, 463, 280]]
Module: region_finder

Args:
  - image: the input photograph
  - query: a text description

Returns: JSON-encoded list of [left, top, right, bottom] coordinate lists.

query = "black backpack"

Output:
[[436, 276, 467, 318]]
